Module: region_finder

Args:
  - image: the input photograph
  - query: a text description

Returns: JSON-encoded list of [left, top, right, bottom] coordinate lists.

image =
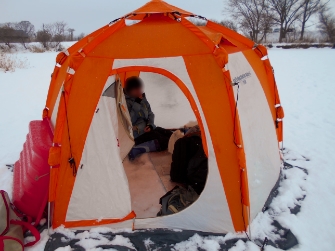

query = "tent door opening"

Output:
[[116, 71, 203, 219]]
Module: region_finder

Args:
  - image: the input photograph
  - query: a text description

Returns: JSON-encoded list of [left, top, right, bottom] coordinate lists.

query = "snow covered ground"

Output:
[[267, 48, 335, 250], [0, 47, 334, 250]]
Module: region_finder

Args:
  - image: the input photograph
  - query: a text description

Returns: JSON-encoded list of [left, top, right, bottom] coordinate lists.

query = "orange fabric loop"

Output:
[[48, 146, 61, 166], [254, 44, 268, 58], [42, 107, 49, 119], [69, 53, 85, 71], [276, 106, 284, 119], [213, 46, 228, 68], [56, 52, 68, 65]]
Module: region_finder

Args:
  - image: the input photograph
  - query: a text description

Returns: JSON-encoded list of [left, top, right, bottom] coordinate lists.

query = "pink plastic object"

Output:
[[12, 119, 53, 224]]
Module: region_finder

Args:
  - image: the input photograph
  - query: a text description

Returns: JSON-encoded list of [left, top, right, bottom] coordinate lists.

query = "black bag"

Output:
[[170, 136, 202, 183], [187, 143, 208, 194], [170, 136, 208, 193], [157, 186, 199, 216]]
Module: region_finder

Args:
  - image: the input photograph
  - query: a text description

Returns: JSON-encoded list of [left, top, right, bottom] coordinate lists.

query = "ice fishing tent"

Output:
[[42, 0, 284, 233]]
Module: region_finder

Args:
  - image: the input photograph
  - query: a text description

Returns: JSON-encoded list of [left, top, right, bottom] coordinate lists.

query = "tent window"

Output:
[[102, 82, 116, 98], [125, 19, 142, 26]]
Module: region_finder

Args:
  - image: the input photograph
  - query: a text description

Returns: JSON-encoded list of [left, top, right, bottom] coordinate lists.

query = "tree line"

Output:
[[0, 21, 85, 50], [1, 2, 334, 49], [223, 0, 335, 43]]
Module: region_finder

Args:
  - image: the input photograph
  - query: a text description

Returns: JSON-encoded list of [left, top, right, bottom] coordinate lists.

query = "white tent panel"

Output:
[[66, 77, 132, 222], [139, 72, 197, 128], [227, 52, 281, 220], [50, 84, 63, 128]]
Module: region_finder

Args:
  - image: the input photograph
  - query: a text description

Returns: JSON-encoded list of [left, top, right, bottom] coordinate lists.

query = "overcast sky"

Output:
[[1, 0, 335, 35], [0, 0, 226, 35]]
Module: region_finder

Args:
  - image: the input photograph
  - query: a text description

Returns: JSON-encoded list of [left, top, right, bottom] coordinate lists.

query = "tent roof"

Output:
[[130, 0, 193, 16]]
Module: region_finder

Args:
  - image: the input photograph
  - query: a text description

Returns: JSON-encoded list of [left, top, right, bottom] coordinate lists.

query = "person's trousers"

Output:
[[134, 127, 173, 151]]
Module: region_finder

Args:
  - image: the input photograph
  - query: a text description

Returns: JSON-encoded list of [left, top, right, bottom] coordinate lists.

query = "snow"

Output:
[[0, 52, 56, 167], [268, 48, 335, 251], [0, 47, 334, 250], [248, 161, 308, 242], [172, 234, 224, 251], [72, 231, 135, 250], [25, 229, 50, 251], [228, 240, 260, 251], [54, 246, 72, 251]]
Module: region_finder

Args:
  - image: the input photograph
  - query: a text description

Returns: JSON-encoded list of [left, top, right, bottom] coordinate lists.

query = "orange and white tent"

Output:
[[44, 0, 284, 233]]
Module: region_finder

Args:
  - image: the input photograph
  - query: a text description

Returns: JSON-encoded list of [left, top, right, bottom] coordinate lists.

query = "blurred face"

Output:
[[129, 86, 143, 98]]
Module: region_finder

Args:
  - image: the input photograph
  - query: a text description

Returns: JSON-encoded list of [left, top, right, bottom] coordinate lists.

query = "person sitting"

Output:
[[124, 76, 172, 159]]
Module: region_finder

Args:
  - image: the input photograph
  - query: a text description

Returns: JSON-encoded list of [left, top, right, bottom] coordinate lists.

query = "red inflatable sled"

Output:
[[12, 119, 53, 225]]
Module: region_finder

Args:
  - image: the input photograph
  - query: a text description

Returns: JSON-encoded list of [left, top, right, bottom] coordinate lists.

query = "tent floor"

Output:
[[123, 151, 179, 219]]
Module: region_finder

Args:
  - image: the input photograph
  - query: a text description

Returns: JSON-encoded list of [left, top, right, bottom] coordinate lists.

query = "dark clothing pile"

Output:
[[170, 133, 208, 194], [135, 127, 172, 151], [158, 131, 208, 216]]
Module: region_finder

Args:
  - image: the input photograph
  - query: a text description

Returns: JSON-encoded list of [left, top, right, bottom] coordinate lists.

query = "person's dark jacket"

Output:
[[125, 93, 156, 138]]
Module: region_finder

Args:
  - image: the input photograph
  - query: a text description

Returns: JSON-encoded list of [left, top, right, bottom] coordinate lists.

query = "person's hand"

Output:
[[144, 126, 152, 133]]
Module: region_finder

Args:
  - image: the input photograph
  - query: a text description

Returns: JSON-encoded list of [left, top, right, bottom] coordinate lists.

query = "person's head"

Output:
[[125, 76, 143, 98]]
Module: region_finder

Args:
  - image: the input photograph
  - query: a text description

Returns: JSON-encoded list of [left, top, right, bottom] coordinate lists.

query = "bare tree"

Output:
[[36, 22, 67, 50], [0, 25, 16, 48], [0, 23, 28, 49], [36, 30, 52, 49], [15, 21, 35, 49], [52, 22, 67, 47], [68, 28, 75, 41], [15, 21, 35, 38], [299, 0, 325, 40], [77, 32, 86, 40], [36, 24, 52, 49], [318, 5, 335, 42], [268, 0, 305, 42], [54, 21, 67, 35], [226, 0, 273, 43]]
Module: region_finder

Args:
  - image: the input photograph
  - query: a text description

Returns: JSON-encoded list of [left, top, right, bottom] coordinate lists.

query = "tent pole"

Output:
[[47, 202, 51, 234], [47, 160, 52, 235]]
